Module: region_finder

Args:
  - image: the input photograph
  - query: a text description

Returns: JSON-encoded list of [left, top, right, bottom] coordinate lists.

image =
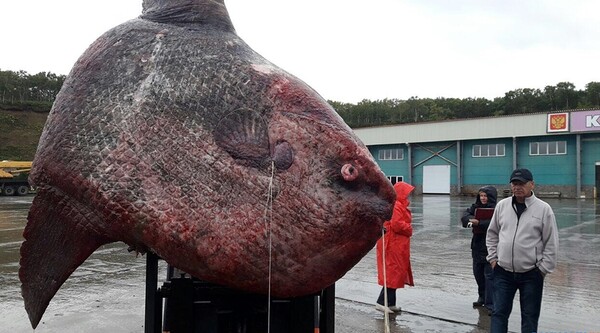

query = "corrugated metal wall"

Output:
[[356, 112, 600, 198]]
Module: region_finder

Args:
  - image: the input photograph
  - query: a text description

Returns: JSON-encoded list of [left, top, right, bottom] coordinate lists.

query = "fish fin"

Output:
[[214, 108, 271, 167], [19, 187, 110, 329]]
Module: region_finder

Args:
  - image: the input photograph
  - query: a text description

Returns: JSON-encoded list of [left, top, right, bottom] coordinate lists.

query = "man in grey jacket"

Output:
[[486, 168, 559, 333]]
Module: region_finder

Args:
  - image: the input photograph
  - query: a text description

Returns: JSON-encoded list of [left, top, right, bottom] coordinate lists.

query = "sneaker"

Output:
[[375, 303, 394, 314], [388, 305, 401, 312], [472, 297, 484, 307]]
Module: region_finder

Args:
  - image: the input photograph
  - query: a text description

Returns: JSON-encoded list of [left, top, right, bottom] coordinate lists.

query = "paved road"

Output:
[[1, 195, 599, 332], [334, 195, 600, 333]]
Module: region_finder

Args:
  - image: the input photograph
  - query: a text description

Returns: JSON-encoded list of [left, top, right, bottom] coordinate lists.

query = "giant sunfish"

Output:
[[19, 0, 396, 328]]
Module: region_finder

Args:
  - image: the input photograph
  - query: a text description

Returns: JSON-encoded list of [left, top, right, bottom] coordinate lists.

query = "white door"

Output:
[[423, 165, 450, 194]]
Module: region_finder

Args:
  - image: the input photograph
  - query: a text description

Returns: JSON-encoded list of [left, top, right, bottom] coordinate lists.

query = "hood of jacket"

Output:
[[393, 181, 415, 206], [476, 185, 497, 208]]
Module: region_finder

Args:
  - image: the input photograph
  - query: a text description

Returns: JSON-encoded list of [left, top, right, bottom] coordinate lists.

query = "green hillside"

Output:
[[0, 110, 48, 161]]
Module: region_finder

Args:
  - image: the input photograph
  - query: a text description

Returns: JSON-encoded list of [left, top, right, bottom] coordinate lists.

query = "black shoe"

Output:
[[472, 297, 484, 307]]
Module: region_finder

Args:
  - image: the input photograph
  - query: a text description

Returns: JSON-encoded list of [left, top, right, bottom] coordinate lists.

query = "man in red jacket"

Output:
[[375, 181, 415, 314]]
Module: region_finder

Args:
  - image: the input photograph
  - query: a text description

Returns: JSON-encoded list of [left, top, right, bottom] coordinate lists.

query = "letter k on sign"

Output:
[[586, 115, 600, 128]]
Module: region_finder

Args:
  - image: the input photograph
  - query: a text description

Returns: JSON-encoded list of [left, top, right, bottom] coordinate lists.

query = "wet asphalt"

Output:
[[1, 194, 599, 332]]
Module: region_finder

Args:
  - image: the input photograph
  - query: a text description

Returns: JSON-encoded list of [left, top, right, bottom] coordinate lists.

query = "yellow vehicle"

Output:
[[0, 160, 33, 196]]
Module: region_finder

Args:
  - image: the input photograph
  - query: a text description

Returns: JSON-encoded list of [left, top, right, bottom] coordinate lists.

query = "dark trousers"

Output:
[[491, 265, 544, 333], [376, 287, 397, 307], [484, 263, 494, 309], [474, 260, 495, 309]]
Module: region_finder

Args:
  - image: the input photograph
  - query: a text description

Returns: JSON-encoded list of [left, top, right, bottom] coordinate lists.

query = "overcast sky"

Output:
[[2, 0, 599, 103]]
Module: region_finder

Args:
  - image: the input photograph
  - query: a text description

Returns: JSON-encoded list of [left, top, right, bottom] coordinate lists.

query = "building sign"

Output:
[[571, 110, 600, 133], [547, 112, 569, 133]]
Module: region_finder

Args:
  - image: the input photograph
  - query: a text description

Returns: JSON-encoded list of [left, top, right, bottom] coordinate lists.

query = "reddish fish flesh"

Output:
[[19, 0, 395, 328]]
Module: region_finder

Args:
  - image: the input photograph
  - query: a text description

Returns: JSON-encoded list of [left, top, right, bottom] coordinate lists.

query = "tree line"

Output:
[[0, 69, 66, 112], [330, 81, 600, 128], [1, 69, 599, 128]]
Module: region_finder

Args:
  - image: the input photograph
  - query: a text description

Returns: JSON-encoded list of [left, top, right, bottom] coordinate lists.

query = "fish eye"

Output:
[[341, 163, 359, 181]]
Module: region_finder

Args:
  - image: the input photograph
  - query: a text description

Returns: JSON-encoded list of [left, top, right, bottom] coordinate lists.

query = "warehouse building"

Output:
[[354, 109, 600, 199]]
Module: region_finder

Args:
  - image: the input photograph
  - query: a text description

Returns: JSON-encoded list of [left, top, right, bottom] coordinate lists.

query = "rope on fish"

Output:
[[264, 160, 276, 333], [381, 227, 391, 333]]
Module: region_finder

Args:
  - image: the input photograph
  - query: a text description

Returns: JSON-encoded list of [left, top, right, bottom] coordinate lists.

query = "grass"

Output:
[[0, 110, 48, 161]]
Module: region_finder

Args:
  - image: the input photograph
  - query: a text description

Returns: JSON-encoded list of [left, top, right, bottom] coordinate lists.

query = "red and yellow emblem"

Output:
[[547, 113, 569, 132]]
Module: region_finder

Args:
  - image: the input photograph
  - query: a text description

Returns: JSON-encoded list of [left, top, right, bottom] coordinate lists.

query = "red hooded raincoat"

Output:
[[376, 181, 415, 289]]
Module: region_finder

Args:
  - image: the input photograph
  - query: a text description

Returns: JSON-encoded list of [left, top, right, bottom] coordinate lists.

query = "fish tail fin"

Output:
[[19, 187, 110, 329]]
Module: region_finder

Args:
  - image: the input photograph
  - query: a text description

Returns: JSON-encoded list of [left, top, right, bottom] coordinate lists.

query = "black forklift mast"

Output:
[[144, 253, 335, 333]]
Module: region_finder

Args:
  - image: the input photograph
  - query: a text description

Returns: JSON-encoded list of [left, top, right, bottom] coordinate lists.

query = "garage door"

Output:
[[423, 165, 450, 194]]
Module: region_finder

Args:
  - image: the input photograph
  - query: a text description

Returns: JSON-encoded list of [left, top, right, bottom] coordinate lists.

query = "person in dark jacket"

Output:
[[461, 185, 497, 313]]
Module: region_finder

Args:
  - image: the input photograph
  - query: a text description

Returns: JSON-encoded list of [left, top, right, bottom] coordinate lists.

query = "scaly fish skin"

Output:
[[20, 0, 395, 329]]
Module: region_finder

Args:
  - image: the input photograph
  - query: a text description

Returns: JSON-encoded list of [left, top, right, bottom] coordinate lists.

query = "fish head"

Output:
[[208, 64, 396, 296]]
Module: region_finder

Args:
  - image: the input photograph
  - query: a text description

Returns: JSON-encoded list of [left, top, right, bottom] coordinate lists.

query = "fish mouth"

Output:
[[377, 198, 395, 221], [360, 191, 395, 222], [373, 180, 396, 220]]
